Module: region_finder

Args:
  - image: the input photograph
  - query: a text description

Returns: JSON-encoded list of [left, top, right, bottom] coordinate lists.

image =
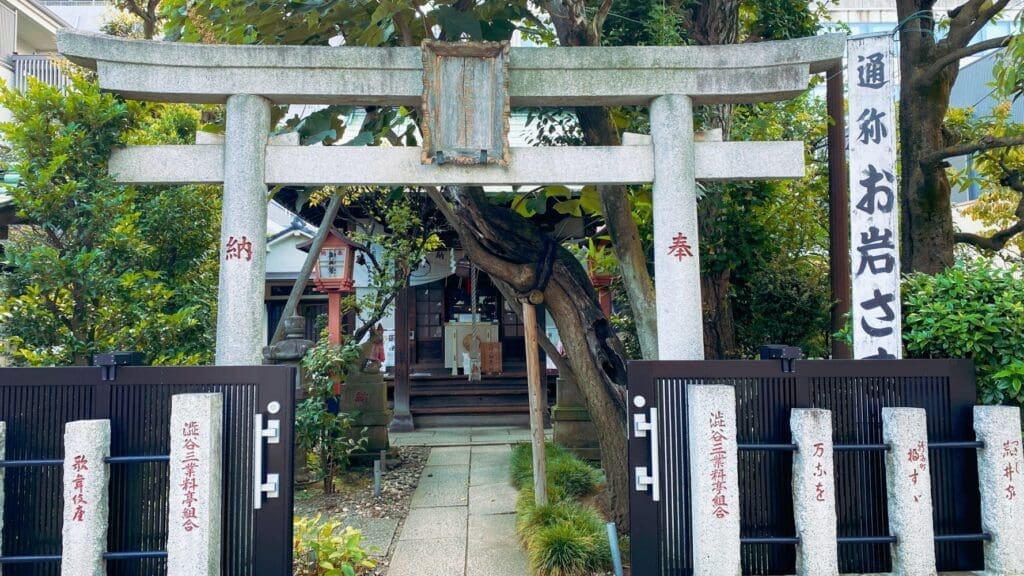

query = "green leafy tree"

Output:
[[0, 75, 220, 365]]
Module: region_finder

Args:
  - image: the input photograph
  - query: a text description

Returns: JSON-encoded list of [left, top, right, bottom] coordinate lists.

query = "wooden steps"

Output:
[[406, 372, 554, 421]]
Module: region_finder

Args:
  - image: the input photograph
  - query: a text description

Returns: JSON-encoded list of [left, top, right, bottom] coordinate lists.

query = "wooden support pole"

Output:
[[827, 64, 852, 359], [269, 192, 344, 346], [522, 297, 548, 506]]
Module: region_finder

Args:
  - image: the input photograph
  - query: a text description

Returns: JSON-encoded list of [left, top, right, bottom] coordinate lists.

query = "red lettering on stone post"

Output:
[[709, 411, 729, 518], [180, 421, 201, 532]]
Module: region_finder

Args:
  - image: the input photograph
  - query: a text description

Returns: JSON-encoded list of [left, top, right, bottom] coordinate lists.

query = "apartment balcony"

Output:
[[7, 54, 69, 92]]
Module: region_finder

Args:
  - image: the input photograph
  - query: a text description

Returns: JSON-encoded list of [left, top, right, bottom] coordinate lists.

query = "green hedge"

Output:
[[903, 258, 1024, 406]]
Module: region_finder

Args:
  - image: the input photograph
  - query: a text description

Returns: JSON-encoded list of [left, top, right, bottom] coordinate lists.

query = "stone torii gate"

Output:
[[58, 31, 843, 366]]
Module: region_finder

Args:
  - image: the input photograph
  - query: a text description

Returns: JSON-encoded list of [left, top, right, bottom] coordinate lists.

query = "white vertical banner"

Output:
[[847, 35, 902, 359]]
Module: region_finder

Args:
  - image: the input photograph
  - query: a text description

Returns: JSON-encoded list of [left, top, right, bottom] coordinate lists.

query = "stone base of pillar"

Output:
[[389, 411, 414, 433], [551, 377, 601, 461]]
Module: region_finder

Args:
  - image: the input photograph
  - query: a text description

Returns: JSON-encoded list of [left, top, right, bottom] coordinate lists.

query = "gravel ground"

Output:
[[294, 446, 430, 575]]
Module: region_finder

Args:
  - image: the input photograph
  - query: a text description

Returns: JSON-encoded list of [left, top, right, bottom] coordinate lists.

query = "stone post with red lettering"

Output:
[[790, 408, 839, 576], [686, 384, 740, 576], [168, 393, 224, 576], [882, 408, 936, 576], [62, 419, 111, 576], [973, 405, 1024, 576]]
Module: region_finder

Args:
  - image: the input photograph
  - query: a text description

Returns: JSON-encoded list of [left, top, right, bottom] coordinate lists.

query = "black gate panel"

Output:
[[628, 359, 980, 576], [0, 365, 295, 576]]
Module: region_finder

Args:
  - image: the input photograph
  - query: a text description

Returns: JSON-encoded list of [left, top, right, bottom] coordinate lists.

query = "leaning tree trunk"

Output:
[[575, 107, 659, 359], [425, 185, 632, 528]]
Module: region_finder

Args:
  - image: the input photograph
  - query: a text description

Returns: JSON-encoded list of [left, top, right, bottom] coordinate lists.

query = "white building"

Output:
[[0, 0, 67, 123]]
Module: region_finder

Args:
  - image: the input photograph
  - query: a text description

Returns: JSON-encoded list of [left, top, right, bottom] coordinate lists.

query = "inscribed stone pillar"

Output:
[[651, 95, 702, 360], [168, 393, 224, 576], [973, 405, 1024, 576], [790, 409, 839, 576], [687, 384, 740, 576], [62, 419, 111, 576], [881, 407, 936, 576], [215, 94, 271, 366]]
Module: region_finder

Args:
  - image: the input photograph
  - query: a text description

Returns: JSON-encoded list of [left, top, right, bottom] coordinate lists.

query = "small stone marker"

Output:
[[686, 384, 740, 576], [168, 393, 224, 576], [790, 409, 839, 576], [973, 405, 1024, 575], [62, 419, 111, 576], [881, 407, 936, 576]]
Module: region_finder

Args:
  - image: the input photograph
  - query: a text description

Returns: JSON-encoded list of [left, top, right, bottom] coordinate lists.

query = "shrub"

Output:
[[296, 336, 367, 494], [293, 515, 377, 576], [903, 258, 1024, 406]]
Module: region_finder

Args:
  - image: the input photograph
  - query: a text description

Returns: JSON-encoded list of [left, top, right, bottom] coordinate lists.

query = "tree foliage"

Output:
[[946, 101, 1024, 259], [0, 76, 220, 365]]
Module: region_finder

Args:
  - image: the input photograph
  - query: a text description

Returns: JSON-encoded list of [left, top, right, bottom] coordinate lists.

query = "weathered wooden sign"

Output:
[[847, 34, 901, 359], [421, 41, 510, 166]]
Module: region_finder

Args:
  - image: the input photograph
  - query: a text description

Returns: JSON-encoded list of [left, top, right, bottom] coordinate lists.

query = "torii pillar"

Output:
[[651, 95, 701, 360], [216, 95, 272, 365]]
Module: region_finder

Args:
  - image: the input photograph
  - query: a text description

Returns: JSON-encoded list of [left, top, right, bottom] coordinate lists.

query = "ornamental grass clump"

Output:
[[511, 443, 613, 575], [510, 442, 602, 499]]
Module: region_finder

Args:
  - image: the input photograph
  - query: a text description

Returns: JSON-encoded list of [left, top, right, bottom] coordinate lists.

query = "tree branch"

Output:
[[947, 0, 1011, 50], [955, 220, 1024, 251], [589, 0, 614, 45], [954, 166, 1024, 251], [922, 35, 1013, 81], [921, 133, 1024, 166]]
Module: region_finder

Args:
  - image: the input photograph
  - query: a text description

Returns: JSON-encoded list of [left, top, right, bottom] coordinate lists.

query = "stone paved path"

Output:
[[387, 442, 528, 576]]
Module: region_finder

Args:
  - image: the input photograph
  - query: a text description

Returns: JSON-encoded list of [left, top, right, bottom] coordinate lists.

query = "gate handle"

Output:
[[253, 412, 281, 510], [633, 407, 660, 502]]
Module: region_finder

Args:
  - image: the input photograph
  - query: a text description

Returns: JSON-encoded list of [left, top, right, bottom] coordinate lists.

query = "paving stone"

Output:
[[465, 541, 528, 576], [400, 507, 467, 541], [410, 465, 469, 508], [336, 517, 398, 556], [471, 444, 511, 454], [469, 482, 519, 515], [388, 538, 465, 576], [427, 446, 472, 466], [468, 513, 517, 544], [470, 464, 509, 487]]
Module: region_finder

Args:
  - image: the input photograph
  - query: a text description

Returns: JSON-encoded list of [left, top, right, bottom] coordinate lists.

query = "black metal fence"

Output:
[[628, 359, 980, 576], [0, 365, 296, 576]]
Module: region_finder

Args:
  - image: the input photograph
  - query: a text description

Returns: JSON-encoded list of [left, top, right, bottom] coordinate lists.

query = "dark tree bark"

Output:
[[425, 185, 632, 528], [897, 0, 1017, 272], [690, 0, 741, 358]]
